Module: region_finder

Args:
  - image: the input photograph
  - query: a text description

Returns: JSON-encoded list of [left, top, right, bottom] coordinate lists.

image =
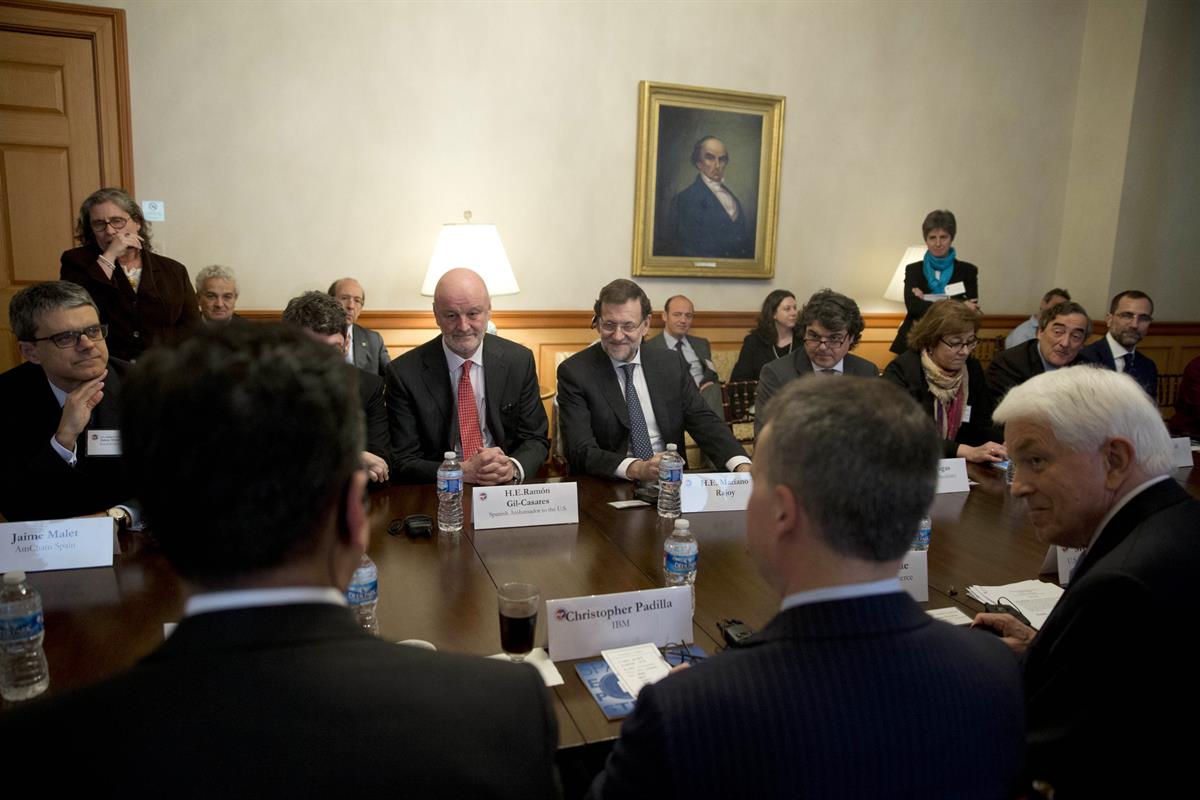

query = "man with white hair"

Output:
[[194, 265, 246, 326], [973, 367, 1198, 797]]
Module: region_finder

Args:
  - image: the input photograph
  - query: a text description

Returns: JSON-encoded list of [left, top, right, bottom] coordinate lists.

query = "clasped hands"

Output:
[[464, 447, 516, 485], [625, 453, 750, 482]]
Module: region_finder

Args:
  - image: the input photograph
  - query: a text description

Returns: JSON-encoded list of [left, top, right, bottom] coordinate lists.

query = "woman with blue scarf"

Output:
[[888, 209, 979, 354]]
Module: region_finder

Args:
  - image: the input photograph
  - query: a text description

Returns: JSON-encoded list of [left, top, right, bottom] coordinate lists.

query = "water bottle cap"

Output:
[[673, 519, 689, 530], [3, 571, 25, 584], [666, 443, 677, 451], [443, 451, 457, 460]]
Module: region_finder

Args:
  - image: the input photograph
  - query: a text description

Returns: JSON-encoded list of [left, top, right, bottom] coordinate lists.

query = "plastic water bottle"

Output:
[[663, 518, 698, 586], [912, 515, 932, 551], [346, 555, 379, 636], [437, 451, 464, 534], [0, 571, 50, 702], [657, 444, 685, 519]]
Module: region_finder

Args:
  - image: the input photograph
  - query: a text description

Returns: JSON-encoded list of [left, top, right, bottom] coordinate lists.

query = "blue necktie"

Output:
[[621, 363, 654, 461]]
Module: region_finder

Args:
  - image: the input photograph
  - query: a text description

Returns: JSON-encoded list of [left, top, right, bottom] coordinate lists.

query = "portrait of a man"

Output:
[[633, 82, 784, 279]]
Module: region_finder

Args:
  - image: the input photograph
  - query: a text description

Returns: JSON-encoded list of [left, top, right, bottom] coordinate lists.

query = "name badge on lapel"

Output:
[[87, 430, 122, 457]]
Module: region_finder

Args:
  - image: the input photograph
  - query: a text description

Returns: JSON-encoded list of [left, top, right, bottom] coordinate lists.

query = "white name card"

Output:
[[0, 517, 115, 573], [898, 549, 929, 602], [1170, 437, 1194, 469], [472, 482, 578, 530], [547, 586, 692, 662], [1056, 546, 1086, 586], [87, 429, 121, 456], [936, 458, 970, 493], [945, 281, 967, 297], [680, 473, 752, 513]]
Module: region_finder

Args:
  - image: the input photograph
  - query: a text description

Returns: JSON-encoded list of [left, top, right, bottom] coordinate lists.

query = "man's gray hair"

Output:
[[758, 377, 940, 561], [195, 264, 238, 295], [281, 291, 347, 337], [9, 281, 98, 341], [994, 366, 1174, 475]]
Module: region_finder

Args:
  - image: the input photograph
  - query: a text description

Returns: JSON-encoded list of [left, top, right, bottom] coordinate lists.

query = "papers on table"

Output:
[[926, 606, 973, 626], [965, 580, 1064, 630], [600, 643, 671, 699], [487, 647, 564, 687]]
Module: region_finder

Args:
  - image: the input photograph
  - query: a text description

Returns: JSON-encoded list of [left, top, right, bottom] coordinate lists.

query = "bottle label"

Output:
[[665, 552, 697, 574], [0, 611, 44, 641], [347, 579, 378, 605], [437, 476, 462, 493], [659, 467, 682, 482]]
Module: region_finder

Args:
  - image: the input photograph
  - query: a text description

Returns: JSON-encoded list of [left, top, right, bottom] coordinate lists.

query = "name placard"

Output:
[[1171, 437, 1194, 469], [680, 473, 752, 513], [0, 517, 115, 573], [547, 586, 692, 662], [936, 458, 969, 494], [898, 549, 929, 602], [472, 483, 578, 530], [1056, 546, 1086, 586]]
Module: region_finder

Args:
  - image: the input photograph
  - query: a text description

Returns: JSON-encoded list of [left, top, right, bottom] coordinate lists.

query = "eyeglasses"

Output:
[[89, 216, 131, 233], [1114, 311, 1153, 324], [938, 337, 978, 352], [29, 324, 109, 349], [598, 320, 644, 335], [803, 332, 848, 348]]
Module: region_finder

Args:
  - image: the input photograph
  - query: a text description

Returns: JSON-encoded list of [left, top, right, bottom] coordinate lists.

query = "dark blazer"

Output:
[[587, 592, 1024, 799], [1078, 334, 1158, 396], [0, 360, 133, 522], [386, 334, 549, 483], [1021, 479, 1200, 796], [60, 244, 200, 362], [556, 343, 747, 478], [986, 339, 1059, 401], [889, 260, 979, 354], [729, 331, 797, 382], [882, 349, 998, 457], [754, 350, 879, 434], [357, 368, 391, 468], [643, 332, 723, 416], [657, 174, 753, 259], [0, 603, 560, 798], [351, 323, 391, 378]]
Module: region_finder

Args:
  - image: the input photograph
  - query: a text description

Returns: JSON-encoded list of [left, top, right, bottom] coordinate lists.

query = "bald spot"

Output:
[[433, 268, 491, 312]]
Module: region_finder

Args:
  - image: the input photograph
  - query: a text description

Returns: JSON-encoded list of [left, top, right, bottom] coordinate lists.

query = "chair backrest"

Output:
[[1157, 373, 1183, 409], [723, 380, 758, 424], [973, 335, 1006, 372]]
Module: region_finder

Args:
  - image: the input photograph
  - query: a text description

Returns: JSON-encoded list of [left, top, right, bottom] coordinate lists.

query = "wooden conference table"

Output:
[[17, 461, 1200, 748]]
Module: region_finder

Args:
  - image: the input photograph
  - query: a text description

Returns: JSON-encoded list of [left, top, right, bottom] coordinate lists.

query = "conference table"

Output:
[[14, 459, 1199, 752]]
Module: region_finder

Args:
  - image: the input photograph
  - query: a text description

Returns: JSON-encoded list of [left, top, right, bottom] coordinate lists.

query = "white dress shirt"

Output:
[[1105, 332, 1135, 373], [660, 331, 706, 387], [780, 577, 903, 611], [185, 586, 347, 618], [441, 339, 523, 481], [700, 173, 739, 221]]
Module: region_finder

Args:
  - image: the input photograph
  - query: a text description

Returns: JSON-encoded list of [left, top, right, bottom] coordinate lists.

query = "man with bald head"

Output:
[[385, 268, 549, 485], [657, 135, 754, 259], [328, 277, 390, 378]]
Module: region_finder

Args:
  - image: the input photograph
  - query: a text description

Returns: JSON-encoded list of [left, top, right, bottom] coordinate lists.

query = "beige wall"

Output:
[[84, 0, 1195, 319]]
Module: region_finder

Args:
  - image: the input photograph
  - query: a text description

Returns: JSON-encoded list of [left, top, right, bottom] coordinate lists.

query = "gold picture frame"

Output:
[[632, 81, 785, 279]]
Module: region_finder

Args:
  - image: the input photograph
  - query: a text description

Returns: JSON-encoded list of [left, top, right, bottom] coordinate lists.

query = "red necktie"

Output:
[[457, 362, 484, 461]]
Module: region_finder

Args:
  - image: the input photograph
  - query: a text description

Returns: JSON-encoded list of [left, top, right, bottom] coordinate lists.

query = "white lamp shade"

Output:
[[421, 223, 519, 297], [883, 246, 928, 303]]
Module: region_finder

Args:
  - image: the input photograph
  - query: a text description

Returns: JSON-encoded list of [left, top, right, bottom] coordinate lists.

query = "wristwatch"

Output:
[[106, 506, 129, 532]]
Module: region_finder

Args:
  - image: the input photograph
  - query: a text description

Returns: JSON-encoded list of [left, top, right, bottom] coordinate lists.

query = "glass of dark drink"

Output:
[[497, 582, 540, 663]]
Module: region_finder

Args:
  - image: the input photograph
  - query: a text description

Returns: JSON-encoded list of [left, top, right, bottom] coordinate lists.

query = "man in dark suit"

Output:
[[1078, 289, 1158, 396], [329, 276, 391, 378], [755, 289, 878, 434], [0, 324, 561, 798], [588, 377, 1024, 799], [386, 268, 548, 485], [975, 366, 1198, 797], [643, 294, 724, 417], [656, 136, 754, 259], [282, 291, 391, 485], [986, 300, 1089, 400], [194, 264, 250, 327], [0, 281, 135, 523], [557, 279, 750, 481]]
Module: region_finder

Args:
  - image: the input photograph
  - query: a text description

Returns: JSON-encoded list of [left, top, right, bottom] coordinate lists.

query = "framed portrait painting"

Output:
[[632, 81, 785, 279]]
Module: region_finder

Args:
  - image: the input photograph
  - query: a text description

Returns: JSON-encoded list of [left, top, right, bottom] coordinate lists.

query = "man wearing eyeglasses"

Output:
[[986, 301, 1091, 400], [557, 279, 750, 480], [754, 289, 879, 435], [0, 282, 134, 522], [1079, 290, 1158, 396], [328, 277, 390, 379]]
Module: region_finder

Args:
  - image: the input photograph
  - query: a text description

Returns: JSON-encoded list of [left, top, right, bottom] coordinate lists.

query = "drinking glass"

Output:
[[497, 582, 540, 663]]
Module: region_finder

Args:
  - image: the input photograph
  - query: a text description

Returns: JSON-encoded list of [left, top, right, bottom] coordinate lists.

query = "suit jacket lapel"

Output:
[[482, 336, 506, 443], [642, 349, 676, 445], [419, 342, 454, 441], [1069, 479, 1188, 586], [352, 325, 368, 370], [592, 346, 629, 428]]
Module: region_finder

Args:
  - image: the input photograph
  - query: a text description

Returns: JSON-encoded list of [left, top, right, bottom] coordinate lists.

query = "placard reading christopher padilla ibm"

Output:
[[472, 483, 579, 530]]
